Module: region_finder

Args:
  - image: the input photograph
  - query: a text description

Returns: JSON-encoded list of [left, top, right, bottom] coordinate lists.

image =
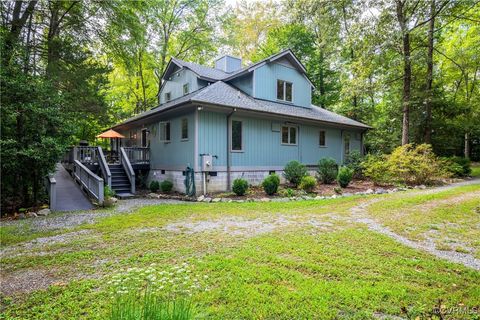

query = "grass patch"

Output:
[[2, 187, 480, 319], [368, 184, 480, 257], [471, 163, 480, 178]]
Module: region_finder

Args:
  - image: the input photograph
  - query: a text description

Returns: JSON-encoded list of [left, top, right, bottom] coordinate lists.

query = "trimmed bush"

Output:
[[262, 174, 280, 195], [337, 166, 354, 188], [149, 180, 160, 193], [283, 160, 307, 187], [232, 178, 249, 196], [160, 180, 173, 193], [299, 175, 316, 192], [317, 158, 338, 184], [345, 150, 363, 178]]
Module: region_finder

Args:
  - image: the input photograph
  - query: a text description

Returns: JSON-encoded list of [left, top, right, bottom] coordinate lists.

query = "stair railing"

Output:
[[97, 147, 111, 188], [120, 147, 135, 194], [73, 160, 104, 205]]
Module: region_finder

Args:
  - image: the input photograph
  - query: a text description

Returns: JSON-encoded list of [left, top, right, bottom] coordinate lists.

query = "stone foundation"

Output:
[[149, 169, 321, 195]]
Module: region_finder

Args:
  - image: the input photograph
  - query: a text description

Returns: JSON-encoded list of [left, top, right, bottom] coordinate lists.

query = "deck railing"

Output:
[[73, 146, 101, 164], [45, 174, 57, 211], [120, 147, 136, 194], [73, 160, 104, 204], [123, 147, 150, 165], [97, 147, 111, 187]]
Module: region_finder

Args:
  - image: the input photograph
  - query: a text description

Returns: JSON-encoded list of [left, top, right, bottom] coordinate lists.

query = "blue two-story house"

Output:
[[112, 49, 370, 194]]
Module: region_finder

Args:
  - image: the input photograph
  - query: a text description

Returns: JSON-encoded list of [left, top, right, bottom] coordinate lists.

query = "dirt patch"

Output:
[[0, 269, 59, 296], [0, 230, 95, 258], [163, 215, 338, 237]]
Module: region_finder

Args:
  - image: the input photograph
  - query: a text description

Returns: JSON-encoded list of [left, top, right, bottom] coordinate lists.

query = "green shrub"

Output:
[[345, 150, 363, 178], [232, 178, 249, 196], [149, 180, 160, 193], [278, 188, 295, 197], [283, 160, 307, 187], [362, 154, 391, 185], [440, 157, 465, 177], [262, 174, 280, 195], [160, 180, 173, 193], [337, 166, 354, 188], [363, 144, 445, 186], [450, 156, 471, 176], [104, 185, 116, 198], [317, 158, 338, 184], [299, 175, 317, 192]]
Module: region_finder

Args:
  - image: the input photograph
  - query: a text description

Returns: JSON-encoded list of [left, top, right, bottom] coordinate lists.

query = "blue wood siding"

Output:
[[159, 69, 204, 104], [253, 62, 312, 108], [198, 110, 362, 169], [149, 113, 195, 169], [229, 73, 253, 95]]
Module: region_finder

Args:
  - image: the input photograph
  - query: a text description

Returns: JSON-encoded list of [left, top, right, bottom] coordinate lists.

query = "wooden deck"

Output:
[[53, 163, 94, 211]]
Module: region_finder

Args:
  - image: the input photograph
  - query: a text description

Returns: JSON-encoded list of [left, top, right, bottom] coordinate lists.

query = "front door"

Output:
[[141, 129, 148, 147]]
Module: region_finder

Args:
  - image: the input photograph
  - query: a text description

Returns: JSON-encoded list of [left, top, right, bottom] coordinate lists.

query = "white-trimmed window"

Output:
[[231, 120, 243, 151], [277, 80, 293, 102], [183, 83, 189, 95], [344, 133, 350, 156], [181, 118, 188, 140], [281, 126, 297, 145], [165, 92, 171, 102], [319, 130, 326, 147], [159, 122, 171, 142]]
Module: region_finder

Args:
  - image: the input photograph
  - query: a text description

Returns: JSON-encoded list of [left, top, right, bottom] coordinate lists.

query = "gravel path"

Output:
[[350, 180, 480, 270], [2, 198, 188, 233]]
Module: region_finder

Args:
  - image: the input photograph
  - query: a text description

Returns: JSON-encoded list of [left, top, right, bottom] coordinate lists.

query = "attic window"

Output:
[[165, 92, 171, 102], [183, 83, 189, 95], [277, 80, 292, 102]]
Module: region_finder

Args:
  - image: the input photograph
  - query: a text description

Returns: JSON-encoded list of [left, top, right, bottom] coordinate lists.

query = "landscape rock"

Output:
[[147, 193, 158, 199], [343, 193, 353, 197], [212, 198, 221, 203], [375, 188, 387, 194], [110, 197, 118, 203], [365, 189, 374, 194], [26, 212, 38, 218], [418, 185, 427, 190], [260, 197, 270, 202], [18, 213, 26, 219], [204, 197, 212, 203], [314, 195, 323, 200], [197, 195, 205, 202], [37, 209, 51, 216]]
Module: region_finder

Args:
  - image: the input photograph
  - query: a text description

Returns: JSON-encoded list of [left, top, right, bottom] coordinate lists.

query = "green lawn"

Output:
[[1, 185, 480, 319], [471, 163, 480, 178]]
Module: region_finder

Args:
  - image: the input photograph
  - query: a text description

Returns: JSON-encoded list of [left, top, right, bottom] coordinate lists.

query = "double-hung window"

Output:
[[181, 118, 188, 140], [277, 80, 293, 102], [319, 130, 326, 147], [159, 122, 171, 142], [231, 120, 243, 151], [281, 126, 297, 145]]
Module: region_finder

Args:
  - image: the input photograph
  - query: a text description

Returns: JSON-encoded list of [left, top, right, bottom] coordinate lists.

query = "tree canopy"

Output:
[[1, 0, 479, 211]]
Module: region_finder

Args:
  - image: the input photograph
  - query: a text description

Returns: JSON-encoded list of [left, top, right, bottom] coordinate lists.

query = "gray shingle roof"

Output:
[[116, 81, 370, 129], [171, 58, 233, 80]]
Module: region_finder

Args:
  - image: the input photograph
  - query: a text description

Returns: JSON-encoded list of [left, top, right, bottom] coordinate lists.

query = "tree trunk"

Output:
[[424, 0, 436, 144], [464, 132, 470, 158], [396, 0, 411, 145], [3, 0, 37, 66], [318, 50, 326, 108]]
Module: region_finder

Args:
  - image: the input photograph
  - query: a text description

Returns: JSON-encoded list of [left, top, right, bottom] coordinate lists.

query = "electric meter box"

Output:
[[201, 154, 213, 172]]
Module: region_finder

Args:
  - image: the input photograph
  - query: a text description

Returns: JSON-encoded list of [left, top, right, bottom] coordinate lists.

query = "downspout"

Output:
[[226, 108, 236, 191]]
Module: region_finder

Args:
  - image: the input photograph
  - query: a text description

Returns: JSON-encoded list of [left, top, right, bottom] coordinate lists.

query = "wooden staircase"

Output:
[[109, 164, 133, 197]]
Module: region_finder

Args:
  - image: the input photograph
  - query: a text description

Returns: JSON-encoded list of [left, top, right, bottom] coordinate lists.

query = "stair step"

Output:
[[112, 177, 129, 182]]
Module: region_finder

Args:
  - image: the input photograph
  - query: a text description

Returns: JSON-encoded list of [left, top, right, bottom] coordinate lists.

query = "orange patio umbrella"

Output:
[[96, 129, 125, 139], [96, 129, 125, 161]]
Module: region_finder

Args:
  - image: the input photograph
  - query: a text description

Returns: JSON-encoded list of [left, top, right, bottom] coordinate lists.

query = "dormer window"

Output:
[[165, 92, 171, 102], [277, 80, 292, 102], [183, 83, 189, 95]]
